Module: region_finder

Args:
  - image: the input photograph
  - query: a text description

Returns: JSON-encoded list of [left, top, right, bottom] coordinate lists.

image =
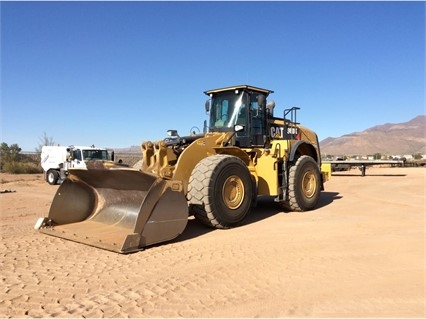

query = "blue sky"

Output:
[[1, 1, 425, 151]]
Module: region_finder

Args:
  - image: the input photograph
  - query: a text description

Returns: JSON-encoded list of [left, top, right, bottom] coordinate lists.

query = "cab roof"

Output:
[[204, 85, 274, 97]]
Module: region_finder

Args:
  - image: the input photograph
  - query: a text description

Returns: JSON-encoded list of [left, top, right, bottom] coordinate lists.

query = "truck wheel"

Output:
[[288, 155, 321, 211], [46, 170, 59, 185], [188, 154, 253, 229]]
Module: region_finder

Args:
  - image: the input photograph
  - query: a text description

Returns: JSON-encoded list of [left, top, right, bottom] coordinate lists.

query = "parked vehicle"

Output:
[[41, 145, 113, 185]]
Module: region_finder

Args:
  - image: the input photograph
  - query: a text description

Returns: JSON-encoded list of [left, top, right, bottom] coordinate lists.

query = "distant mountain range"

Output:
[[319, 115, 426, 156], [115, 115, 426, 156], [114, 145, 142, 153]]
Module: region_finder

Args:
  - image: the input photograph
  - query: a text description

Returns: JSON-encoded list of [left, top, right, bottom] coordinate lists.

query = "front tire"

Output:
[[46, 170, 59, 185], [287, 155, 321, 211], [188, 155, 253, 229]]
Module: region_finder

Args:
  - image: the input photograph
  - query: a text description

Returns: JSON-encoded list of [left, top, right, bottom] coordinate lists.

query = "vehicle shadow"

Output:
[[317, 191, 342, 208], [172, 217, 216, 243], [332, 173, 407, 177], [173, 199, 281, 244], [243, 196, 282, 225], [170, 193, 341, 245]]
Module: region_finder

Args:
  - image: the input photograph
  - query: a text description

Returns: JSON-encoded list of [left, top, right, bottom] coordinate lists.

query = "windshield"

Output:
[[82, 149, 109, 160], [209, 91, 247, 130]]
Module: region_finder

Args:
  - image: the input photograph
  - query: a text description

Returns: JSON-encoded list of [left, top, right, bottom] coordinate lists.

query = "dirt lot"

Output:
[[0, 167, 425, 318]]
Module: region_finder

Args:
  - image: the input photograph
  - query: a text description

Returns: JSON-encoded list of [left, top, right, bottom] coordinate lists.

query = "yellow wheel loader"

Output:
[[35, 85, 331, 253]]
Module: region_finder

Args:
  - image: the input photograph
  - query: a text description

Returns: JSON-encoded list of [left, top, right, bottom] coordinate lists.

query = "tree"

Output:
[[35, 132, 55, 152], [1, 142, 21, 161], [0, 142, 41, 173], [0, 143, 22, 170]]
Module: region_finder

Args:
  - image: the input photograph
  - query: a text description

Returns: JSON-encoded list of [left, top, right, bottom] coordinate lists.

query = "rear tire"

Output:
[[188, 154, 253, 229], [288, 155, 321, 211], [46, 170, 59, 185]]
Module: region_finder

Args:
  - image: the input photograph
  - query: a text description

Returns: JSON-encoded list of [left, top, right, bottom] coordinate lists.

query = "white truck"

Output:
[[41, 145, 114, 185]]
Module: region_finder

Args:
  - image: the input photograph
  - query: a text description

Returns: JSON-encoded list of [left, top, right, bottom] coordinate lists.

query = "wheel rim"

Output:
[[222, 175, 245, 210], [48, 173, 54, 183], [302, 171, 317, 198]]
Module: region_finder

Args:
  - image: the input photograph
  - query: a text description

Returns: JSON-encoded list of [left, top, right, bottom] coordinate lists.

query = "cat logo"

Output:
[[270, 126, 284, 138], [270, 125, 299, 139]]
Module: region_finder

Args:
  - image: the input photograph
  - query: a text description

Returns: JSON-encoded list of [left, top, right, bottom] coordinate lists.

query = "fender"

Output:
[[213, 146, 252, 166], [288, 140, 319, 163]]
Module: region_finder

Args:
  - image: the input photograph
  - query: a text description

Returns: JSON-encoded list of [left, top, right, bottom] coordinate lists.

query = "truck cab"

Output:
[[41, 145, 113, 185], [68, 147, 111, 168]]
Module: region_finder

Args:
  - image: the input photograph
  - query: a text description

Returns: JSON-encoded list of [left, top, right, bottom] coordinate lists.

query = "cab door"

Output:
[[234, 93, 251, 148], [249, 93, 267, 147], [70, 149, 86, 169]]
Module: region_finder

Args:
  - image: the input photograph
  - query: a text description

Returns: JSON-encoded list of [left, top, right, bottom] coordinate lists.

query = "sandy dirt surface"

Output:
[[0, 167, 425, 318]]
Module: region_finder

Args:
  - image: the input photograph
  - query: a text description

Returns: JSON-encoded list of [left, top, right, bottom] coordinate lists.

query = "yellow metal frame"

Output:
[[140, 123, 329, 198]]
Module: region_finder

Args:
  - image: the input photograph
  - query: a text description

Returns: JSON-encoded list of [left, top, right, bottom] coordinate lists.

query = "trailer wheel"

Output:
[[46, 170, 59, 185], [188, 154, 253, 229], [288, 155, 321, 211]]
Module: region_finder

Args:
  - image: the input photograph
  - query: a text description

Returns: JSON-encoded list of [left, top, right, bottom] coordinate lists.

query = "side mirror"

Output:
[[205, 99, 211, 113], [111, 151, 115, 162], [223, 124, 246, 147], [234, 124, 245, 132], [266, 100, 275, 116]]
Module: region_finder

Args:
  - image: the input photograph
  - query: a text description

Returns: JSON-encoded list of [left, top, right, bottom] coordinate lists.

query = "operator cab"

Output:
[[204, 85, 274, 148]]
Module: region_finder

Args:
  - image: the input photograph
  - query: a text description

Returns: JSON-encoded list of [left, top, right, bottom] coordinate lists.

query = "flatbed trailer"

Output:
[[323, 160, 404, 176]]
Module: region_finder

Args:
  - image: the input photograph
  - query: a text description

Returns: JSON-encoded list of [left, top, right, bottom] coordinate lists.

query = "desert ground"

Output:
[[0, 166, 425, 318]]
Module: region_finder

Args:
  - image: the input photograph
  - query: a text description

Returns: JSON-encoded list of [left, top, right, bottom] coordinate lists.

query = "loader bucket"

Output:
[[35, 165, 188, 253]]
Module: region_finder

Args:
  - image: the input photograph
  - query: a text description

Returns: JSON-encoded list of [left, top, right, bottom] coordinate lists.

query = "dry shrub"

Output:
[[3, 162, 42, 174]]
